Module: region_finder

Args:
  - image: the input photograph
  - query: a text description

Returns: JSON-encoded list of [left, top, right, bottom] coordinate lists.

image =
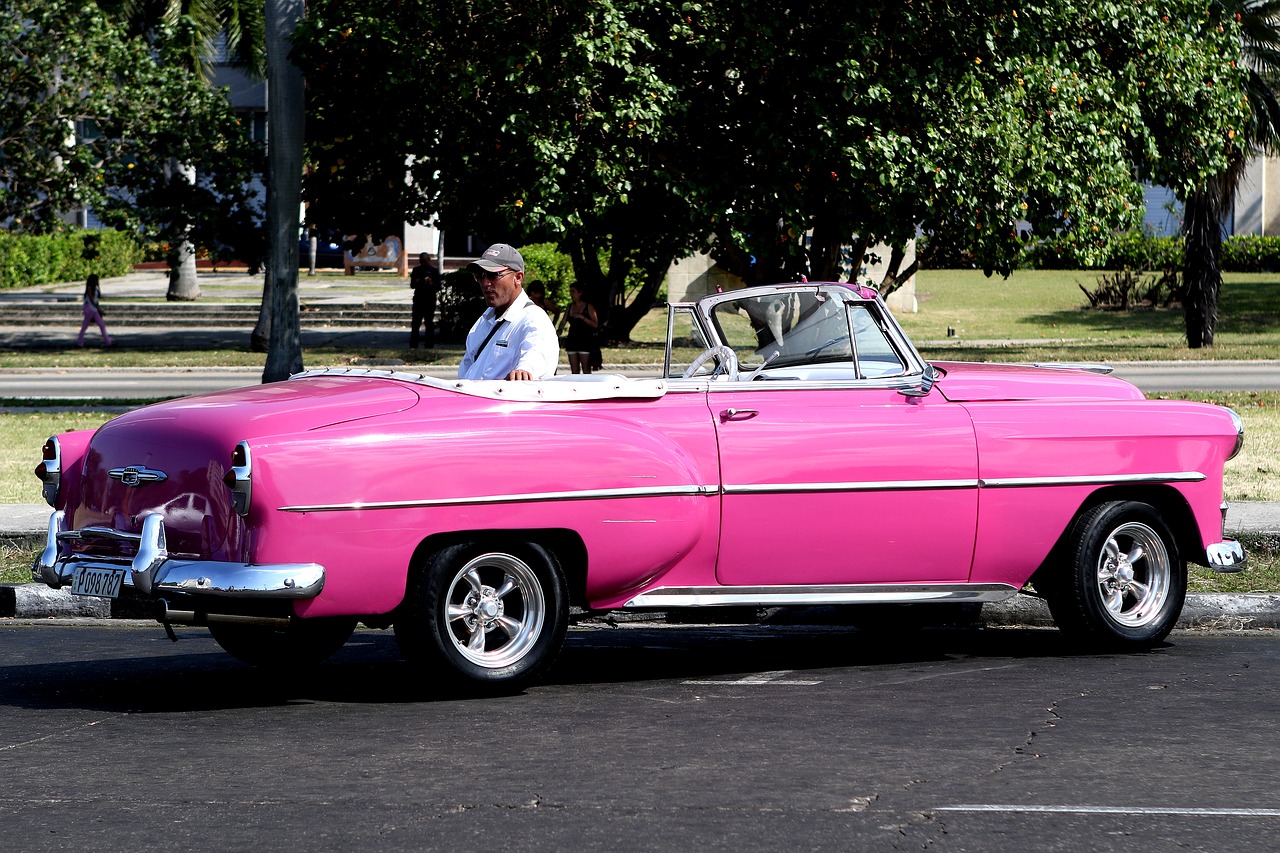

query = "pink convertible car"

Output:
[[34, 282, 1246, 688]]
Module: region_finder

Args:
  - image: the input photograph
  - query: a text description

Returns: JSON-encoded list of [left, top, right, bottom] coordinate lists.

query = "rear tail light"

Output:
[[223, 441, 253, 517], [35, 437, 62, 508]]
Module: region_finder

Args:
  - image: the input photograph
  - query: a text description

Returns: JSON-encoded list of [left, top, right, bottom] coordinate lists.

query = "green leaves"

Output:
[[293, 0, 1248, 290], [0, 0, 261, 267]]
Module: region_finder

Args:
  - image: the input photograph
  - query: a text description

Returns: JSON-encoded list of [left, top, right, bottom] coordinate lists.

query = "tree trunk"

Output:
[[261, 0, 306, 382], [1181, 189, 1221, 349], [609, 255, 671, 341], [250, 266, 273, 352], [166, 239, 201, 301], [165, 161, 201, 301]]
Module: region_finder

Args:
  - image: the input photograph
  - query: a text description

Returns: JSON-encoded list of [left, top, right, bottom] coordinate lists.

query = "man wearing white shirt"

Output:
[[458, 243, 559, 380]]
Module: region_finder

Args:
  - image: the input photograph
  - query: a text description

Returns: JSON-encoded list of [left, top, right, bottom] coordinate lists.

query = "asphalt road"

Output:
[[2, 620, 1277, 851], [2, 360, 1279, 401]]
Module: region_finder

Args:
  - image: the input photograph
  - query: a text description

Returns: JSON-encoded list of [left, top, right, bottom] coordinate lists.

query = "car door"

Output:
[[704, 292, 979, 586]]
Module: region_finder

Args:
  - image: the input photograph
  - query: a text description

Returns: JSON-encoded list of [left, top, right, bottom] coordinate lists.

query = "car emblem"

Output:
[[108, 466, 168, 487]]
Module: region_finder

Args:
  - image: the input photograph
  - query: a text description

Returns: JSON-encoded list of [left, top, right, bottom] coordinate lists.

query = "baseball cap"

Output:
[[468, 243, 525, 273]]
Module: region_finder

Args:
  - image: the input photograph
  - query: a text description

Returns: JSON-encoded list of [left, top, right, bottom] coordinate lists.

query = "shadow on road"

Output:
[[0, 621, 1168, 712]]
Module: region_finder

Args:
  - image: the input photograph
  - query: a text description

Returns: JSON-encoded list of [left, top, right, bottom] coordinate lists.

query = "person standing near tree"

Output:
[[562, 283, 598, 374], [77, 273, 112, 347], [409, 252, 441, 348], [458, 244, 558, 380]]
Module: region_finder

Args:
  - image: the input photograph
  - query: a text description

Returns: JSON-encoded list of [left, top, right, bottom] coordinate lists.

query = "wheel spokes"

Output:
[[466, 621, 487, 652], [496, 574, 519, 599], [442, 551, 550, 669]]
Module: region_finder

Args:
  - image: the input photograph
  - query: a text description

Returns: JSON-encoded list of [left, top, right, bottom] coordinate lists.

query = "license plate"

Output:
[[70, 566, 126, 599]]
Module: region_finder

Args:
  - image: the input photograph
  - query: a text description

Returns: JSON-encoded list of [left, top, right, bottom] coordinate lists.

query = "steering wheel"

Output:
[[681, 345, 740, 381]]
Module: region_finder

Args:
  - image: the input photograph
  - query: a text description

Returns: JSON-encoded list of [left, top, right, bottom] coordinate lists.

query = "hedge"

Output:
[[0, 229, 142, 289], [923, 231, 1280, 273]]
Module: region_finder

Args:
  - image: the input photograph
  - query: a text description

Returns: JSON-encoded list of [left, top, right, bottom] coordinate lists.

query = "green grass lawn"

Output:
[[901, 269, 1280, 362]]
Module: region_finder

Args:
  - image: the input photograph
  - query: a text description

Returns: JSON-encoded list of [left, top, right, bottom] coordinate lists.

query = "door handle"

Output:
[[719, 408, 759, 421]]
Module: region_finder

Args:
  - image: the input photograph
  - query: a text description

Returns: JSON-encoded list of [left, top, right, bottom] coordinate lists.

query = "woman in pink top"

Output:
[[77, 273, 113, 347]]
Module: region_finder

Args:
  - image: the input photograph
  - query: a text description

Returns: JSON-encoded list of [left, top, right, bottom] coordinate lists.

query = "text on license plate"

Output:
[[70, 566, 126, 599]]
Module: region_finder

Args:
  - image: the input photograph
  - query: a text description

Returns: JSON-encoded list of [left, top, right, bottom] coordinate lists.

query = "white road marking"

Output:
[[684, 669, 822, 686], [935, 805, 1280, 818]]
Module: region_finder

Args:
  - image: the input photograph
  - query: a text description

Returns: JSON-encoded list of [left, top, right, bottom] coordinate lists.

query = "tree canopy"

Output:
[[297, 1, 1248, 336], [2, 0, 260, 268]]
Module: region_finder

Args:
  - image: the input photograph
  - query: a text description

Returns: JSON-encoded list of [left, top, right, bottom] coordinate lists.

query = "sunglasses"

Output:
[[473, 269, 513, 283]]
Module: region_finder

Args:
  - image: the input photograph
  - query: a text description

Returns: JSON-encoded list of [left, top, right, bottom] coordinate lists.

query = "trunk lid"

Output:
[[68, 376, 421, 560]]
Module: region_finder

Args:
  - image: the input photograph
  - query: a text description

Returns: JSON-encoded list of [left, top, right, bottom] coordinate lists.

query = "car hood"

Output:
[[931, 361, 1145, 402]]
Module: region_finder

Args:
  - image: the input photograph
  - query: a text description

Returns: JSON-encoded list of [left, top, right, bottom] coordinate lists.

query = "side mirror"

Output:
[[899, 363, 939, 398]]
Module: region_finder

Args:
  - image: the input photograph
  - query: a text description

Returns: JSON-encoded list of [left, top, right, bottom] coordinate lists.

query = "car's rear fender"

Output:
[[402, 528, 591, 611]]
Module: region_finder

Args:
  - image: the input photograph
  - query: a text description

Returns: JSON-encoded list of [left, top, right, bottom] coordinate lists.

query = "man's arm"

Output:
[[509, 310, 560, 379]]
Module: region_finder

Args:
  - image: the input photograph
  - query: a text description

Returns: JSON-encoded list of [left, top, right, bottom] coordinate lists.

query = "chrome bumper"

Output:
[[34, 511, 324, 598], [1206, 539, 1247, 573]]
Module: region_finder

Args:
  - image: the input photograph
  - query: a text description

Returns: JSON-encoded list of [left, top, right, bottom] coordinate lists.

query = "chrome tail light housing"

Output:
[[223, 441, 253, 517], [35, 436, 62, 508]]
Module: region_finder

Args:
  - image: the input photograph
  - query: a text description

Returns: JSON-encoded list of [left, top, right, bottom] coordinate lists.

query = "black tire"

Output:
[[209, 616, 357, 667], [395, 540, 569, 691], [1040, 501, 1186, 649]]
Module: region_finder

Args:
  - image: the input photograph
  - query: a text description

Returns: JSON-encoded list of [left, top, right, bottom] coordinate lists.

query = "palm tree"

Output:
[[1182, 0, 1280, 347], [259, 0, 305, 381]]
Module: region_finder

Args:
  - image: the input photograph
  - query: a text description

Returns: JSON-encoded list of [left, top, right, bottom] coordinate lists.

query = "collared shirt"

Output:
[[458, 289, 559, 379]]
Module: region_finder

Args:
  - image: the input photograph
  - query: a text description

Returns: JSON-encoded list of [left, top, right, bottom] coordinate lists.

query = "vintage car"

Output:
[[33, 281, 1246, 689]]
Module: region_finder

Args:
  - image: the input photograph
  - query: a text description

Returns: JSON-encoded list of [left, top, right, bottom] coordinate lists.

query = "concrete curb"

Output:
[[982, 593, 1280, 631], [0, 583, 111, 619]]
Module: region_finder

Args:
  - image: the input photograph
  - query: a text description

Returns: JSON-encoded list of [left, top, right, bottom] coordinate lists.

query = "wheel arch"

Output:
[[1031, 484, 1199, 589], [402, 528, 589, 610]]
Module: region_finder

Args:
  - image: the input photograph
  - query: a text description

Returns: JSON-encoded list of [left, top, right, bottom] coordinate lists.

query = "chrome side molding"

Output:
[[624, 582, 1019, 609]]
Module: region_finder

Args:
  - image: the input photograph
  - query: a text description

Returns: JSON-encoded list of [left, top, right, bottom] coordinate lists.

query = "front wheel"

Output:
[[395, 541, 568, 691], [1040, 501, 1185, 649]]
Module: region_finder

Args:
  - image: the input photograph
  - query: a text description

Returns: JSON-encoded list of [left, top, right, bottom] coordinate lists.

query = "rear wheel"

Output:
[[395, 541, 568, 691], [209, 616, 357, 667], [1040, 501, 1185, 648]]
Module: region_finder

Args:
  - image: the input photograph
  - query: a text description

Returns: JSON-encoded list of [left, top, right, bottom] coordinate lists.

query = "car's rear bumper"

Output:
[[34, 511, 325, 598]]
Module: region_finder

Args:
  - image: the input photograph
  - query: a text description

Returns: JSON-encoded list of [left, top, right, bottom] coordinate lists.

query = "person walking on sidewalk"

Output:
[[77, 273, 112, 347]]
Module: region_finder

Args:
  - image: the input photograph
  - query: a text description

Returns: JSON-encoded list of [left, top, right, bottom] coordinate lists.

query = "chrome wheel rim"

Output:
[[444, 553, 545, 669], [1094, 522, 1171, 628]]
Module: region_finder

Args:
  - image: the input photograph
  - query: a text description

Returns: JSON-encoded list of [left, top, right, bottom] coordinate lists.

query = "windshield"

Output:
[[709, 291, 907, 377]]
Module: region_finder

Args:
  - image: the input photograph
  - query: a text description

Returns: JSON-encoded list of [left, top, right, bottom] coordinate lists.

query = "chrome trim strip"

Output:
[[1030, 362, 1115, 374], [1226, 408, 1245, 460], [979, 472, 1204, 488], [278, 471, 1209, 514], [625, 583, 1020, 608], [724, 479, 978, 495], [278, 484, 718, 513]]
